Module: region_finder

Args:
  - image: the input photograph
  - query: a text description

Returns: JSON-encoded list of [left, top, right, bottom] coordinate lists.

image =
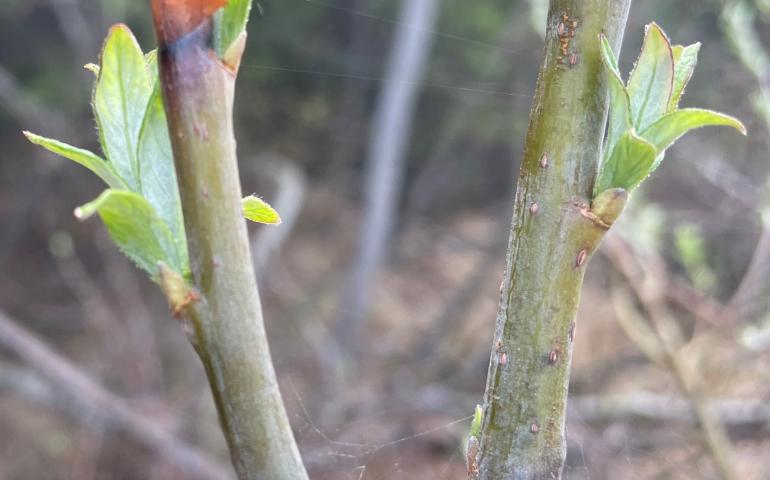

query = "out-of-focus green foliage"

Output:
[[527, 0, 548, 38], [674, 223, 716, 292], [722, 1, 770, 351], [616, 196, 667, 254], [723, 2, 770, 137]]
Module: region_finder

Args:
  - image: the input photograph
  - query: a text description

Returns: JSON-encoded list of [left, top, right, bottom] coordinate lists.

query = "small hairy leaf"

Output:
[[595, 130, 657, 195], [26, 23, 192, 284], [137, 84, 187, 258], [595, 23, 745, 201], [600, 34, 633, 161], [145, 49, 158, 85], [24, 131, 127, 189], [93, 24, 152, 190], [213, 0, 252, 58], [470, 405, 484, 438], [668, 43, 700, 112], [75, 190, 186, 278], [242, 195, 282, 225], [627, 23, 675, 132], [600, 33, 622, 75], [640, 108, 746, 170]]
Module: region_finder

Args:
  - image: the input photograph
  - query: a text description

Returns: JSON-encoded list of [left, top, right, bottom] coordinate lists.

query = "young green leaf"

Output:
[[595, 23, 745, 201], [600, 34, 633, 161], [627, 23, 675, 131], [137, 83, 188, 258], [469, 405, 484, 438], [640, 108, 746, 170], [668, 43, 700, 112], [26, 24, 191, 284], [213, 0, 253, 59], [93, 24, 152, 190], [75, 189, 186, 278], [242, 195, 282, 225], [145, 49, 158, 85], [600, 33, 622, 74], [595, 130, 657, 195], [23, 131, 127, 189]]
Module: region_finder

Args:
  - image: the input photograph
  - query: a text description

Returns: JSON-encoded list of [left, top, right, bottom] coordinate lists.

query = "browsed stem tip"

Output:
[[151, 0, 227, 45]]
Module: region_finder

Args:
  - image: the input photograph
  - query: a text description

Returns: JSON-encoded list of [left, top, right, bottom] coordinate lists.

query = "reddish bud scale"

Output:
[[151, 0, 228, 44]]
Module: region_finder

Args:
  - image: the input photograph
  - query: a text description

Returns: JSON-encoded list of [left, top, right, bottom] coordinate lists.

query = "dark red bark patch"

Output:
[[151, 0, 228, 44]]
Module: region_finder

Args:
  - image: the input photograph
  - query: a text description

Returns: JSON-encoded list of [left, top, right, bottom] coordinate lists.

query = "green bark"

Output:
[[476, 1, 632, 479], [153, 18, 308, 480]]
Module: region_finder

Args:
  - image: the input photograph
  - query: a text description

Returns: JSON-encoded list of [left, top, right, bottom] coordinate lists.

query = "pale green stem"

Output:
[[154, 19, 308, 480], [475, 1, 632, 479]]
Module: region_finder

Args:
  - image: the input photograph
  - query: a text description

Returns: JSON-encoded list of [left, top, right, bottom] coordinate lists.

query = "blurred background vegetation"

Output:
[[1, 0, 769, 478]]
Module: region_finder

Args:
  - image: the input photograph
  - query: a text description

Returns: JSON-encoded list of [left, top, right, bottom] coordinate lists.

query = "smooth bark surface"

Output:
[[476, 1, 632, 479], [151, 5, 308, 479]]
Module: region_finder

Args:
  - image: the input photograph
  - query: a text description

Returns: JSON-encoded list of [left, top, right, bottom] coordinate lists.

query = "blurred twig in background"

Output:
[[605, 235, 740, 480], [722, 2, 770, 350], [0, 64, 69, 134], [570, 392, 770, 429], [0, 309, 232, 480], [47, 0, 97, 65], [336, 0, 439, 354]]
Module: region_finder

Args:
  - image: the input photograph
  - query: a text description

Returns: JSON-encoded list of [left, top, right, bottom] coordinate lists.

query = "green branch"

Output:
[[474, 2, 633, 478], [26, 1, 307, 478], [474, 2, 745, 478], [150, 2, 308, 478]]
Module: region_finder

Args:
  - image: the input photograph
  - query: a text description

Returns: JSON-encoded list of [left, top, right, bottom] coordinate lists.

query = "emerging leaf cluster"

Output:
[[213, 0, 253, 58], [27, 25, 187, 281], [25, 6, 278, 285], [595, 23, 746, 199]]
